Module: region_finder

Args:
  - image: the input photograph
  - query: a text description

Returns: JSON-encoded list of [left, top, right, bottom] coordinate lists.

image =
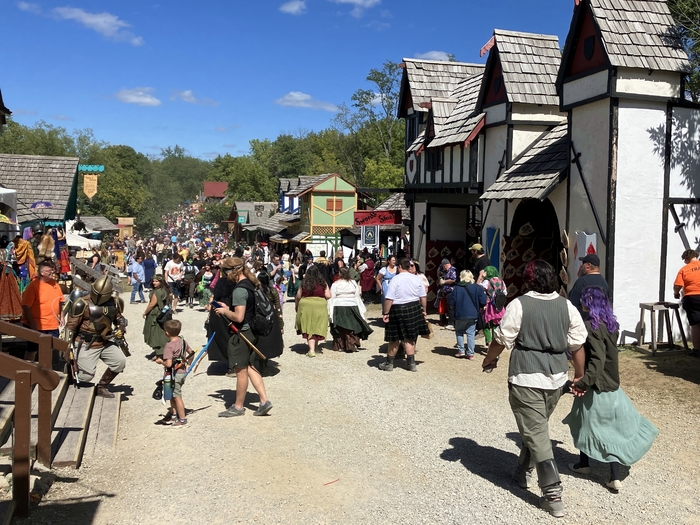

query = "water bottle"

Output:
[[163, 373, 174, 400]]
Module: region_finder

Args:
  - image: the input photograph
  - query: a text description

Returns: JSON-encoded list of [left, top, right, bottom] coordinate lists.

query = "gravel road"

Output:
[[12, 295, 700, 525]]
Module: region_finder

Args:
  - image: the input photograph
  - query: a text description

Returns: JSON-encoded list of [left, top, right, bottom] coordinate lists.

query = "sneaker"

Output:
[[466, 355, 475, 360], [606, 479, 621, 492], [454, 352, 465, 358], [568, 463, 591, 475], [172, 419, 188, 427], [225, 370, 237, 378], [218, 405, 245, 417], [253, 401, 273, 416], [540, 497, 565, 518]]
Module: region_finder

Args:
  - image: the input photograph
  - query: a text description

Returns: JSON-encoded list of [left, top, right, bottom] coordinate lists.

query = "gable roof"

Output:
[[203, 181, 228, 198], [560, 0, 689, 77], [244, 212, 295, 234], [399, 58, 485, 117], [81, 216, 119, 231], [481, 122, 569, 201], [430, 73, 485, 148], [0, 154, 79, 223], [279, 178, 303, 193], [375, 192, 409, 218], [285, 174, 338, 197], [229, 201, 278, 226], [478, 29, 561, 109]]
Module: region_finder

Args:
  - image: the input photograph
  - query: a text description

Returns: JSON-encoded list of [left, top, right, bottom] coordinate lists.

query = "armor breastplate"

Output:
[[87, 302, 117, 336]]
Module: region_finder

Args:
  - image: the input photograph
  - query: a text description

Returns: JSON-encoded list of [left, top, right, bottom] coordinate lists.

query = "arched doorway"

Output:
[[502, 199, 563, 298]]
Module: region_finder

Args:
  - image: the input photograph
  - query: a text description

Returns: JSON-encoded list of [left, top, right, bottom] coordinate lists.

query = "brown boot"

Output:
[[96, 368, 120, 398]]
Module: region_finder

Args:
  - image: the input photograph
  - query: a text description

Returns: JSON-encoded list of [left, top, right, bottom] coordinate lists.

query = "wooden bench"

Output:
[[635, 302, 689, 356]]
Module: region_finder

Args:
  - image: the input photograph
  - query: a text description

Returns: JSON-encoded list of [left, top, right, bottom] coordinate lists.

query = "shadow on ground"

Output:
[[208, 389, 260, 410], [12, 497, 108, 525], [640, 352, 700, 386]]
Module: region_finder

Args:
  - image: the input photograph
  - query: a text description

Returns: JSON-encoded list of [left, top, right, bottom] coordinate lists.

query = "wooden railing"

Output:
[[0, 321, 66, 518]]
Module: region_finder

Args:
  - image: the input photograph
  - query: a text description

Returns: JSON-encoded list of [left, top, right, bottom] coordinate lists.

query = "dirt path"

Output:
[[12, 296, 700, 525]]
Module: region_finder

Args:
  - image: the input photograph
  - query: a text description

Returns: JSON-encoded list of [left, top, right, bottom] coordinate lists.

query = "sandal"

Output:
[[306, 352, 316, 358]]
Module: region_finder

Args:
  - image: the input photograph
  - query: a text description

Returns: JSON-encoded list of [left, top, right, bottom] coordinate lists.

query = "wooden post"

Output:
[[13, 370, 31, 518], [37, 334, 53, 467]]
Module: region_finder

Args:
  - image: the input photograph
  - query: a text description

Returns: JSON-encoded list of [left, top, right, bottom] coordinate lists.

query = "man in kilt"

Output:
[[379, 258, 430, 372]]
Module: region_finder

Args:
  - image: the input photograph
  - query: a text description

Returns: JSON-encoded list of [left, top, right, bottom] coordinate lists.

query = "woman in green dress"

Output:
[[142, 275, 172, 358]]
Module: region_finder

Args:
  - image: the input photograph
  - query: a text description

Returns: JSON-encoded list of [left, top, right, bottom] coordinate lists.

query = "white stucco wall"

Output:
[[563, 69, 609, 108], [484, 103, 507, 125], [613, 68, 682, 100], [612, 99, 668, 336], [512, 126, 548, 159], [568, 98, 610, 284], [663, 106, 700, 338], [510, 103, 566, 124], [483, 126, 507, 189]]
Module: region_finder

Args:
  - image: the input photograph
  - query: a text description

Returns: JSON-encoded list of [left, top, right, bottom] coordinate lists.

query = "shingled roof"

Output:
[[230, 201, 278, 226], [81, 216, 119, 231], [279, 178, 302, 193], [244, 212, 294, 234], [584, 0, 689, 73], [285, 174, 334, 197], [0, 154, 79, 223], [481, 30, 561, 108], [430, 73, 485, 148], [375, 192, 410, 218], [481, 122, 568, 201], [399, 59, 484, 117]]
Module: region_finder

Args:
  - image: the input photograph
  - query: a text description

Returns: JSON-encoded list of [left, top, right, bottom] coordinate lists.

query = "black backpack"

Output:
[[237, 280, 275, 336], [493, 291, 508, 311]]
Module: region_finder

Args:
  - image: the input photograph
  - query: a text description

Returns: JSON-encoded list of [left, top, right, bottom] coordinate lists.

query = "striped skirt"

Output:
[[384, 301, 430, 342]]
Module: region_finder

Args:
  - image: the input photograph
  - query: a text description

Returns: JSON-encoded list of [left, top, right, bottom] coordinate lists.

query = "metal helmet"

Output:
[[90, 276, 113, 305], [31, 223, 44, 235]]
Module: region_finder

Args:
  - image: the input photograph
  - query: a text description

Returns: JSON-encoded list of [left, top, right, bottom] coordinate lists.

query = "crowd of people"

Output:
[[10, 201, 672, 520]]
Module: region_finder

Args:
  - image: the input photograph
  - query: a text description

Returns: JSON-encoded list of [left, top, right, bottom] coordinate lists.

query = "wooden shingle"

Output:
[[481, 122, 569, 201], [0, 154, 79, 223], [586, 0, 689, 72]]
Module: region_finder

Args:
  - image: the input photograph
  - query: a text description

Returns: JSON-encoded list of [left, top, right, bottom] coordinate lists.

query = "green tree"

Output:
[[668, 0, 700, 101], [0, 119, 77, 156], [198, 200, 231, 226], [210, 154, 277, 201]]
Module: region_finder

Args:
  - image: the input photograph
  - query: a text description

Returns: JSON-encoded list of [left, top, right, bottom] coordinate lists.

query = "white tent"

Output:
[[65, 231, 100, 249]]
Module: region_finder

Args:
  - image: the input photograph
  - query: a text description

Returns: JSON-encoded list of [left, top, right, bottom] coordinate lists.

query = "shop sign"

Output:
[[362, 225, 378, 246], [354, 210, 401, 227], [83, 174, 98, 199]]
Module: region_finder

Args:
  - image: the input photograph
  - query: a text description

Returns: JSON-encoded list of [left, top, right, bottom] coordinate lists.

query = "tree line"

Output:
[[0, 61, 405, 234]]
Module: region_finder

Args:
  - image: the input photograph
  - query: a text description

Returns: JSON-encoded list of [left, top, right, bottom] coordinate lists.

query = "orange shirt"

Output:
[[674, 260, 700, 296], [21, 278, 65, 330]]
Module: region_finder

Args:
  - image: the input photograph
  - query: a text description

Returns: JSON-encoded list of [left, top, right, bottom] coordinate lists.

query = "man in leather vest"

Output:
[[64, 276, 128, 398]]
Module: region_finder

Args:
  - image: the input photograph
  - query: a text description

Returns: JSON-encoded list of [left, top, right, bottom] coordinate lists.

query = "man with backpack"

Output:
[[213, 257, 273, 417]]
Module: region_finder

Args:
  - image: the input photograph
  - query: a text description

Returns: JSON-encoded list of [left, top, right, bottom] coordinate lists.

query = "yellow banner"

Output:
[[83, 174, 98, 199]]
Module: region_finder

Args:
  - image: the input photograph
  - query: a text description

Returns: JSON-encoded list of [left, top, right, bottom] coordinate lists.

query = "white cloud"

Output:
[[280, 1, 306, 15], [203, 152, 221, 159], [223, 143, 236, 148], [51, 115, 73, 121], [12, 108, 37, 115], [215, 127, 228, 132], [171, 90, 219, 106], [17, 2, 41, 14], [115, 87, 161, 107], [415, 51, 450, 61], [330, 0, 380, 17], [275, 91, 337, 112], [51, 7, 144, 46]]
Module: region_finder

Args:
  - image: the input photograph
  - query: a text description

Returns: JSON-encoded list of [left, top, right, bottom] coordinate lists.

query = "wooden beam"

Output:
[[13, 371, 31, 518]]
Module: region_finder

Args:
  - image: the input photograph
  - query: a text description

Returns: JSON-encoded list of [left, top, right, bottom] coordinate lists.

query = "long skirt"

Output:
[[562, 387, 658, 466], [330, 305, 373, 351], [295, 297, 328, 340]]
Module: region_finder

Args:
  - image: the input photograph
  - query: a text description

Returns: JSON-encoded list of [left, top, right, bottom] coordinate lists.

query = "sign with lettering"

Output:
[[354, 210, 401, 227], [83, 174, 98, 199]]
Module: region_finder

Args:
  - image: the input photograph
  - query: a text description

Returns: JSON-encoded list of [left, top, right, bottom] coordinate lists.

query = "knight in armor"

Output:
[[64, 276, 128, 398]]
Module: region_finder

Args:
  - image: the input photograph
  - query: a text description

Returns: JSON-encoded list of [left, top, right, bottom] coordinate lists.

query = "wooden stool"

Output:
[[635, 302, 689, 356]]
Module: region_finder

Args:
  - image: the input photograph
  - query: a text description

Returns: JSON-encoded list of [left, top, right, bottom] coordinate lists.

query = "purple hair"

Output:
[[580, 286, 619, 333]]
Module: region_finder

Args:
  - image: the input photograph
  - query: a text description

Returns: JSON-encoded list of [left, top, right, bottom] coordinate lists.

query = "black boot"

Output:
[[378, 356, 394, 371], [406, 355, 417, 372], [536, 459, 564, 518], [96, 368, 120, 398]]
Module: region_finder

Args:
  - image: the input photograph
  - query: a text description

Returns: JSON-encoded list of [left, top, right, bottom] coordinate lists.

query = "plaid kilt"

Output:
[[384, 301, 430, 342]]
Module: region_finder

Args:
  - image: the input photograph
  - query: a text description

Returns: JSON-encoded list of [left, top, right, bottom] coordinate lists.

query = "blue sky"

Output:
[[3, 0, 575, 160]]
